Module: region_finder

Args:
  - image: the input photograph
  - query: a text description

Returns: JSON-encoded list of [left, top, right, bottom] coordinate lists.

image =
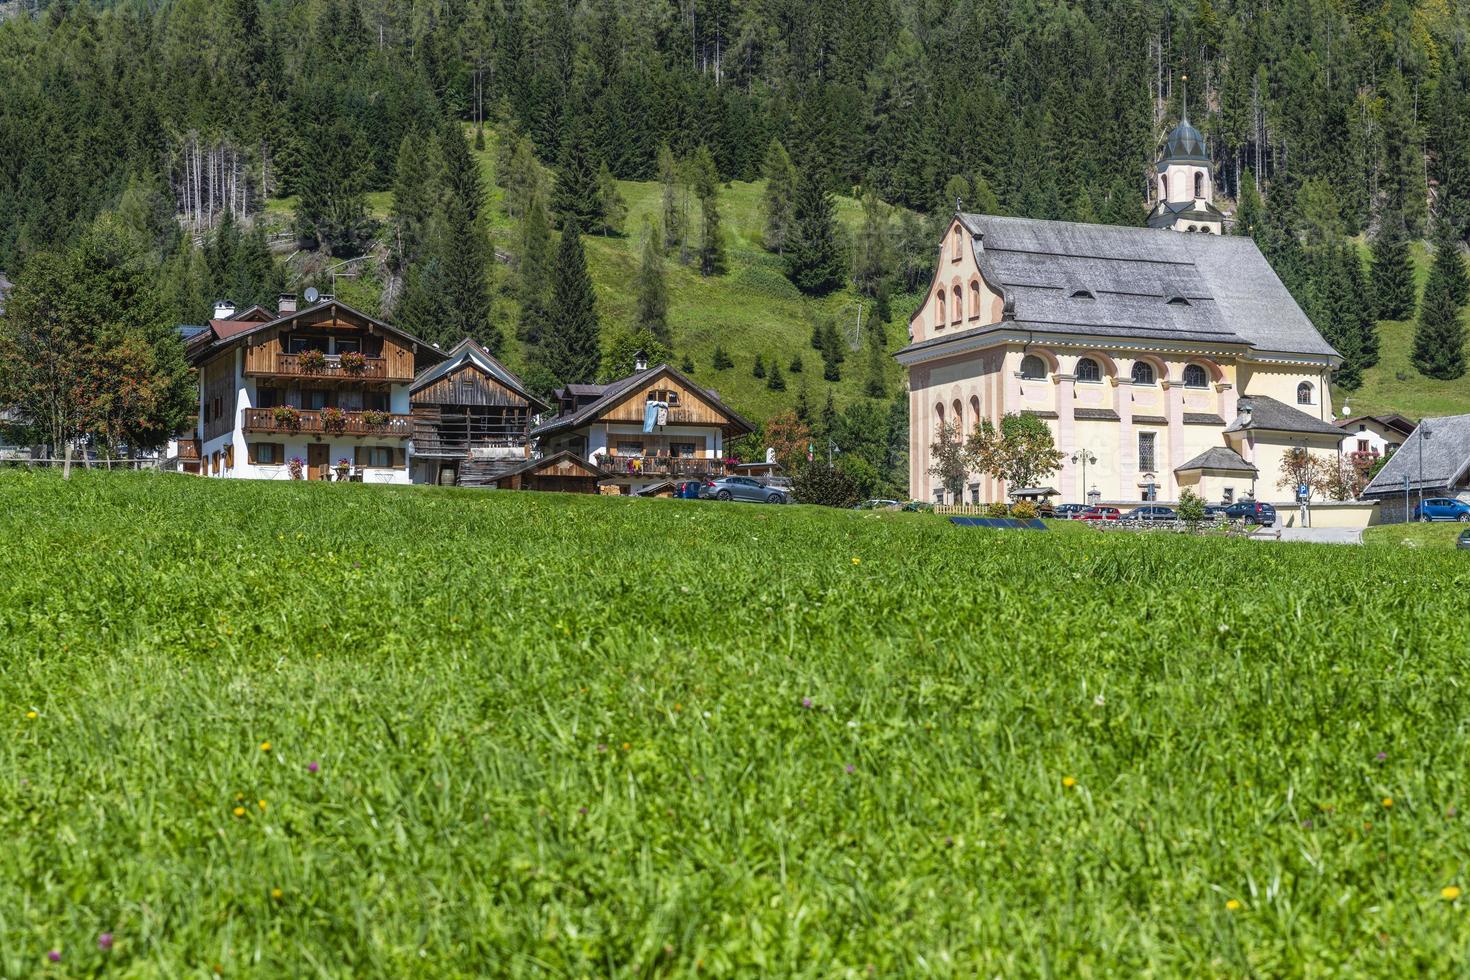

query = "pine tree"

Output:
[[752, 353, 766, 378], [596, 161, 627, 236], [1430, 217, 1470, 308], [1235, 172, 1264, 238], [789, 354, 803, 373], [437, 123, 497, 353], [766, 360, 785, 391], [711, 345, 733, 370], [633, 218, 669, 345], [1370, 208, 1417, 321], [874, 282, 892, 324], [1413, 261, 1468, 380], [552, 127, 601, 227], [761, 138, 797, 254], [863, 330, 888, 398], [680, 353, 695, 373], [852, 191, 890, 296], [515, 190, 554, 348], [787, 167, 846, 295], [794, 381, 812, 423], [391, 134, 433, 268], [657, 143, 685, 254], [541, 218, 601, 384], [1343, 243, 1380, 371], [819, 390, 838, 443], [689, 145, 725, 276]]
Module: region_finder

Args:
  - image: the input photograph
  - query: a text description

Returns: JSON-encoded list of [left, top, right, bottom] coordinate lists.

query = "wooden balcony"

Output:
[[176, 438, 201, 461], [597, 455, 729, 479], [241, 407, 414, 438], [245, 352, 406, 382]]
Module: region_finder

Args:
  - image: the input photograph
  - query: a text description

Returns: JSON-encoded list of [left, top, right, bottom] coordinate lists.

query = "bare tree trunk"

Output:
[[62, 441, 72, 481]]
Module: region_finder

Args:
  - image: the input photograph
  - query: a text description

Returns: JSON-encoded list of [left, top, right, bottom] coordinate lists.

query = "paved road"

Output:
[[1251, 526, 1363, 545]]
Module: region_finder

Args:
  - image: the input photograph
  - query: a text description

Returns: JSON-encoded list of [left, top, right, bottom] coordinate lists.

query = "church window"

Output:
[[1138, 432, 1157, 472], [952, 285, 963, 323], [1297, 382, 1314, 405], [970, 395, 981, 428], [1019, 355, 1047, 380], [1183, 364, 1208, 388], [1075, 358, 1101, 383], [935, 291, 945, 328], [1131, 361, 1156, 385], [1161, 175, 1169, 199], [970, 281, 982, 319], [952, 226, 962, 261], [1186, 225, 1197, 232], [1194, 172, 1204, 198]]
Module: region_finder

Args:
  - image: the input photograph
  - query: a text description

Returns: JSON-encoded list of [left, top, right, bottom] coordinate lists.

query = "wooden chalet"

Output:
[[486, 450, 606, 493], [181, 296, 442, 482], [408, 338, 549, 486], [531, 362, 753, 494]]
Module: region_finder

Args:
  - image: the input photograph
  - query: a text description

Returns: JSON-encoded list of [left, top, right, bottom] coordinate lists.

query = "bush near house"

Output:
[[2, 472, 1469, 975]]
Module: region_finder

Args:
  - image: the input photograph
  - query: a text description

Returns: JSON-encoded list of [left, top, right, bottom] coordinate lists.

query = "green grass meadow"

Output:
[[3, 472, 1470, 975]]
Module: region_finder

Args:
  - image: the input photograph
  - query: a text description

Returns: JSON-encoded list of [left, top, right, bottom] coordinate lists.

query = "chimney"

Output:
[[277, 293, 298, 315], [213, 299, 236, 320], [634, 349, 648, 372], [319, 293, 335, 305]]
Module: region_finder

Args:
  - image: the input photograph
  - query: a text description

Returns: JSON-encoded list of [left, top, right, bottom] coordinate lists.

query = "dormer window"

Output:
[[1163, 286, 1191, 306], [1070, 287, 1095, 300]]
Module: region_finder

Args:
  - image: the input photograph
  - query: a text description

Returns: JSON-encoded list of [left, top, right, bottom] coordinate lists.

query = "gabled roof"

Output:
[[410, 337, 549, 411], [1224, 396, 1342, 437], [531, 363, 754, 440], [496, 450, 606, 482], [1361, 414, 1470, 497], [1336, 414, 1417, 437], [906, 215, 1338, 360], [1176, 446, 1258, 474], [185, 299, 444, 367]]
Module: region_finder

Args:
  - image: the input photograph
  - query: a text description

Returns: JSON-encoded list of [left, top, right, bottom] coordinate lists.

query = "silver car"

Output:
[[703, 476, 789, 504]]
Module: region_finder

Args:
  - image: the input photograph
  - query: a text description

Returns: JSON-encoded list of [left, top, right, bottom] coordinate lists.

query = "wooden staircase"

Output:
[[455, 457, 522, 488]]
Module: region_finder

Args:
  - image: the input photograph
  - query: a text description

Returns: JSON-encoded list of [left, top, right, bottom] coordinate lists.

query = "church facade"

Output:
[[896, 119, 1343, 507]]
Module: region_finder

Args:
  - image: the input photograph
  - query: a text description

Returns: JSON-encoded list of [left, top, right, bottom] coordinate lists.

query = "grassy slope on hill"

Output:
[[269, 129, 920, 427], [4, 471, 1470, 974]]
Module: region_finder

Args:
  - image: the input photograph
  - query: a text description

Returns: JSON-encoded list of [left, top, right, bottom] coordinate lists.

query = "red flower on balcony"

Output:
[[298, 349, 327, 372], [339, 351, 367, 373], [272, 405, 302, 431], [319, 406, 348, 434]]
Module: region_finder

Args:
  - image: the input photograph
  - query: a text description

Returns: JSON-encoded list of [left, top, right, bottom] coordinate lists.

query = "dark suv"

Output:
[[1223, 500, 1276, 527]]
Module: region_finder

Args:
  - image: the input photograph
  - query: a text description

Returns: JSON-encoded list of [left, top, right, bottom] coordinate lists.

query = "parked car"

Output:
[[1078, 506, 1122, 521], [1203, 504, 1230, 519], [1459, 528, 1470, 550], [1413, 497, 1470, 522], [702, 475, 789, 504], [854, 499, 901, 510], [1054, 503, 1090, 519], [1123, 505, 1178, 521], [674, 480, 704, 500], [1222, 500, 1277, 527]]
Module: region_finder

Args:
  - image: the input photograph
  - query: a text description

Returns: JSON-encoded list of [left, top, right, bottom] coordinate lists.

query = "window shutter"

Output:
[[247, 442, 258, 465], [354, 446, 365, 467], [224, 444, 234, 469], [393, 448, 406, 469]]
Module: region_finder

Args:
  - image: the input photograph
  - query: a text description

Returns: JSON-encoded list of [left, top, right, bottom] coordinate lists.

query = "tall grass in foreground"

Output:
[[2, 471, 1469, 976]]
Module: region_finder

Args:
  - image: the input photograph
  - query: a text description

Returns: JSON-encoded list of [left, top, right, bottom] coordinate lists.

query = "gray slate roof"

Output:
[[914, 215, 1338, 359], [1224, 396, 1342, 437], [1176, 446, 1258, 474], [1361, 414, 1470, 496], [410, 337, 548, 411]]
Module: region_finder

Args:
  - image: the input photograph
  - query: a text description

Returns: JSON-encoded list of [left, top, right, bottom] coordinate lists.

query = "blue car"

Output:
[[1414, 497, 1470, 522]]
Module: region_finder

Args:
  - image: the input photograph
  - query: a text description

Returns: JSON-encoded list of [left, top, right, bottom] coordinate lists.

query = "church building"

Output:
[[897, 114, 1344, 507]]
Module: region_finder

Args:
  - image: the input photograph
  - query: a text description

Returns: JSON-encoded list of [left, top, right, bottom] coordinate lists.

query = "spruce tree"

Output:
[[541, 218, 601, 384], [1370, 208, 1417, 321], [787, 167, 846, 295], [596, 161, 627, 236], [1413, 264, 1468, 380], [711, 345, 733, 370], [752, 353, 766, 378], [1343, 243, 1380, 371], [552, 127, 601, 227], [761, 138, 797, 254], [657, 143, 685, 253], [863, 330, 888, 398], [633, 219, 669, 344], [1430, 217, 1470, 308], [1234, 172, 1265, 238], [766, 360, 785, 391], [680, 353, 695, 373], [852, 191, 890, 297], [794, 381, 812, 423], [515, 191, 554, 348], [391, 134, 433, 268], [689, 146, 726, 276], [437, 123, 498, 353], [789, 354, 803, 373]]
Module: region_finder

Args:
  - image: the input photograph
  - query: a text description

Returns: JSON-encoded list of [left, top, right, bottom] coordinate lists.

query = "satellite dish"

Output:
[[304, 286, 320, 303]]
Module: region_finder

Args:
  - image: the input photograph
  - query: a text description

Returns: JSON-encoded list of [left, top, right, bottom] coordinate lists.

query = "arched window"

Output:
[[969, 395, 981, 428], [1075, 357, 1101, 383], [935, 291, 945, 328], [953, 399, 964, 432], [935, 403, 945, 427], [1183, 364, 1208, 388], [1019, 354, 1047, 380], [1297, 382, 1314, 405], [1186, 225, 1197, 232], [1131, 361, 1156, 385], [952, 226, 962, 261], [952, 285, 963, 323], [1194, 172, 1204, 199], [969, 281, 982, 319], [1161, 175, 1169, 199]]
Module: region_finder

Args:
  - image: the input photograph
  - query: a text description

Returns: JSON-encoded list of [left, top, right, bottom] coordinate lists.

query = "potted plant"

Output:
[[287, 456, 305, 480], [319, 406, 347, 434], [361, 409, 390, 428], [334, 457, 351, 480], [272, 405, 301, 431], [299, 348, 327, 372], [339, 350, 367, 373]]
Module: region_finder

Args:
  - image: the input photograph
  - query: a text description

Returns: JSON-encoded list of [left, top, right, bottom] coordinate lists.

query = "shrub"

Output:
[[1011, 500, 1038, 520], [272, 406, 301, 431], [791, 463, 859, 508], [985, 502, 1009, 518], [1177, 488, 1206, 523]]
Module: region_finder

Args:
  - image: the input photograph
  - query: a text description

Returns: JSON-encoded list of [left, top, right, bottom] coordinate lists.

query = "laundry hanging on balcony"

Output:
[[643, 401, 669, 433]]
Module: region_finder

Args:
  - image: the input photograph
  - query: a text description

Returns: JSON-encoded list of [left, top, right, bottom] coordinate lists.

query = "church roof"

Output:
[[1160, 118, 1210, 166], [1175, 446, 1258, 474], [1224, 396, 1343, 437], [901, 215, 1338, 360]]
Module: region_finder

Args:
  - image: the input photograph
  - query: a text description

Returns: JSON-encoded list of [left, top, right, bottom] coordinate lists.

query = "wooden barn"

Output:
[[488, 450, 606, 493]]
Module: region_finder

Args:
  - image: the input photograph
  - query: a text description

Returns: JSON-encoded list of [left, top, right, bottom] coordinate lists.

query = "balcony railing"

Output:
[[597, 455, 729, 478], [241, 407, 414, 438], [249, 352, 393, 381], [176, 439, 201, 461]]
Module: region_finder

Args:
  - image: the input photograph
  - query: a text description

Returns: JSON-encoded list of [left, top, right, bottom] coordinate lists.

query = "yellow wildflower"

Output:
[[25, 711, 37, 720], [621, 741, 631, 751], [851, 557, 861, 565], [1443, 886, 1462, 901], [233, 806, 246, 817], [1382, 797, 1393, 808], [1226, 899, 1242, 911], [1062, 776, 1077, 788], [257, 799, 267, 811], [271, 888, 283, 900], [259, 741, 271, 752]]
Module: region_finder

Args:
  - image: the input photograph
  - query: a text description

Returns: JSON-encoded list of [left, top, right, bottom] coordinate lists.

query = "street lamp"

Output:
[[1071, 449, 1097, 505], [1418, 421, 1432, 521]]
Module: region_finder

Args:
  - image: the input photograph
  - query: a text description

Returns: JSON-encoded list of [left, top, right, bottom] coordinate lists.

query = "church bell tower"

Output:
[[1148, 76, 1226, 234]]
